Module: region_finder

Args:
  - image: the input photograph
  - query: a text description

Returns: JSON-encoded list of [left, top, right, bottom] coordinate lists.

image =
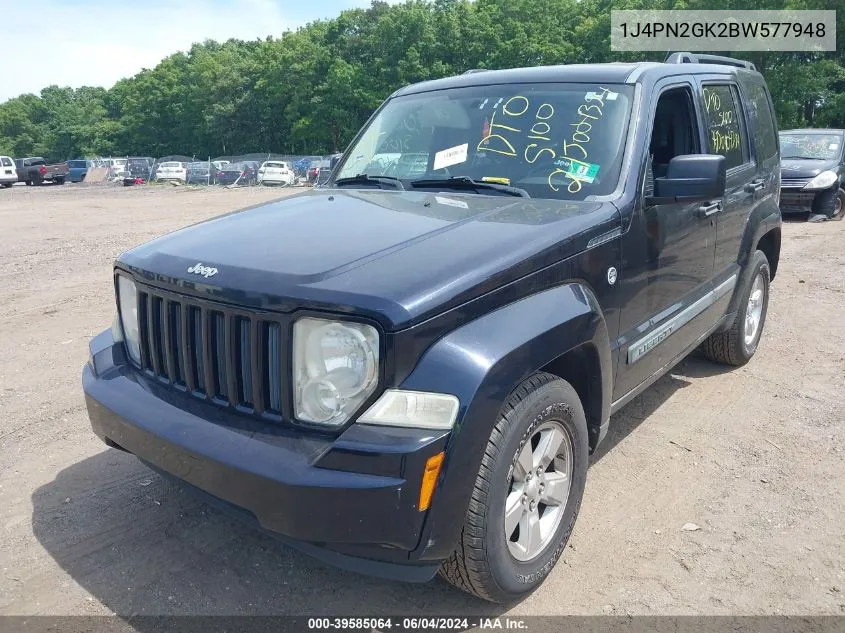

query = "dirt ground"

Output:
[[0, 182, 843, 618]]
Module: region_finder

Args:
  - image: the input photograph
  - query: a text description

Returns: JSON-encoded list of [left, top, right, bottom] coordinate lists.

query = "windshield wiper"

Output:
[[410, 176, 530, 198], [781, 155, 818, 160], [333, 173, 405, 190]]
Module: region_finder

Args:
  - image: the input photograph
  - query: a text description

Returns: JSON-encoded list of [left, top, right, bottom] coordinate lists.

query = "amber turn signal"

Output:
[[418, 451, 445, 511]]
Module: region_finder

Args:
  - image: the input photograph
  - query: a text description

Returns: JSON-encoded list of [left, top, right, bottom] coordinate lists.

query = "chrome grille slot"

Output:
[[190, 306, 205, 392], [211, 311, 227, 400], [237, 317, 253, 406], [266, 322, 282, 413]]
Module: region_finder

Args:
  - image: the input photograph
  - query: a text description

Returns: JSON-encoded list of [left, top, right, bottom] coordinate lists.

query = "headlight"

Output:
[[804, 170, 838, 190], [293, 317, 379, 426], [116, 275, 141, 364]]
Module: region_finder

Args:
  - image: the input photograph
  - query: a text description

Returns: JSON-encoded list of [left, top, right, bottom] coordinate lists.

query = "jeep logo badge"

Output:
[[187, 262, 218, 278]]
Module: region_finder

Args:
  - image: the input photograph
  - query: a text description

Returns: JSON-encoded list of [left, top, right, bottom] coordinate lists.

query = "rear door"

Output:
[[694, 77, 758, 286]]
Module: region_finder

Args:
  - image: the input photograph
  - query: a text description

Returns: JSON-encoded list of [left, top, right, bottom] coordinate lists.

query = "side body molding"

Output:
[[399, 282, 612, 562]]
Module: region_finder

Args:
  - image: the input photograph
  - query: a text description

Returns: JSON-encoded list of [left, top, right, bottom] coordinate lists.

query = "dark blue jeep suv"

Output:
[[83, 52, 782, 602]]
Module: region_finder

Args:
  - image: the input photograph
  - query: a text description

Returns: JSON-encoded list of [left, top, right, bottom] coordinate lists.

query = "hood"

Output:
[[780, 158, 839, 179], [118, 189, 620, 329]]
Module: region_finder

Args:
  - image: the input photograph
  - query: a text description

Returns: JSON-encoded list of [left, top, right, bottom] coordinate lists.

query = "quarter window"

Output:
[[743, 81, 778, 162], [702, 85, 747, 170]]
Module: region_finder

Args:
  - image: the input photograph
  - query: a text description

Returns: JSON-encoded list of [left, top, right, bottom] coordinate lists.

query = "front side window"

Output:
[[779, 132, 844, 161], [701, 84, 747, 170], [336, 83, 634, 200]]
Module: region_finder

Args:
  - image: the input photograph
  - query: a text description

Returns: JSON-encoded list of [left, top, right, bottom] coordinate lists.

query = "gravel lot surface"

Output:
[[0, 182, 843, 617]]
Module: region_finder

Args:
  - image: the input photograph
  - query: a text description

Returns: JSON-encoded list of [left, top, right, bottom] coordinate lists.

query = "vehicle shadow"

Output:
[[32, 356, 724, 618], [31, 449, 505, 618], [591, 354, 726, 463]]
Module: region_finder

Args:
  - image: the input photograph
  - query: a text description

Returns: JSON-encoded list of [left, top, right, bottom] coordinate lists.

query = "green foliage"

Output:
[[0, 0, 842, 160]]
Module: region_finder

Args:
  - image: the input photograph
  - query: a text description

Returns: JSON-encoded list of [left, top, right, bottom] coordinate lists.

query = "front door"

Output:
[[614, 81, 717, 401]]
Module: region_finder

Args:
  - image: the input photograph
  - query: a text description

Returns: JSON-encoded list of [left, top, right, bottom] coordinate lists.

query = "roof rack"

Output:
[[462, 68, 488, 75], [665, 52, 756, 71]]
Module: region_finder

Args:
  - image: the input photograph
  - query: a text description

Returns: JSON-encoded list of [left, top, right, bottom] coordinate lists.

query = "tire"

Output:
[[54, 177, 65, 185], [699, 250, 770, 366], [833, 188, 844, 219], [438, 372, 589, 603], [25, 180, 31, 186]]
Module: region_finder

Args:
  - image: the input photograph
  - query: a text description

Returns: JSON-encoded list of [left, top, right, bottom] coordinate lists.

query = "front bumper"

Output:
[[779, 184, 837, 215], [82, 329, 448, 581]]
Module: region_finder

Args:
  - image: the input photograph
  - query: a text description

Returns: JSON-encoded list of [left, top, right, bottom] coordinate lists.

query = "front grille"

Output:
[[135, 284, 286, 416], [781, 177, 811, 189]]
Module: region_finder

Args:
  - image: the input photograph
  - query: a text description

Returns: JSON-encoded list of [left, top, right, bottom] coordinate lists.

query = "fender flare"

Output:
[[399, 282, 612, 562], [722, 204, 781, 322]]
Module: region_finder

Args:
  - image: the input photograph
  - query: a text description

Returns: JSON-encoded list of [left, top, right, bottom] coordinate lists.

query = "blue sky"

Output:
[[2, 0, 388, 102]]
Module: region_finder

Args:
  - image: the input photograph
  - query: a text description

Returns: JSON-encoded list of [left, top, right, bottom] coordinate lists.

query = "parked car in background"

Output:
[[779, 128, 845, 222], [215, 161, 258, 186], [107, 158, 128, 180], [122, 158, 155, 186], [155, 161, 187, 182], [257, 161, 295, 186], [0, 156, 17, 188], [186, 162, 215, 185], [294, 156, 322, 179], [67, 160, 89, 183], [307, 160, 330, 183], [15, 157, 69, 185]]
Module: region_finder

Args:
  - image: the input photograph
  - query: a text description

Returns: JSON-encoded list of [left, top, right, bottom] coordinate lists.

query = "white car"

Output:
[[155, 161, 187, 182], [108, 158, 127, 179], [258, 161, 295, 186], [0, 156, 17, 188]]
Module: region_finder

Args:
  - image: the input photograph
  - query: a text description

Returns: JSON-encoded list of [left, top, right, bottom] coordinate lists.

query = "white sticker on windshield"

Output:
[[435, 195, 469, 209], [606, 91, 619, 100], [830, 143, 839, 150], [433, 143, 468, 170]]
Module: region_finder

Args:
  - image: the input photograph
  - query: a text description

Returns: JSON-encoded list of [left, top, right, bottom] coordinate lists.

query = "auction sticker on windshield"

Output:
[[433, 143, 469, 170]]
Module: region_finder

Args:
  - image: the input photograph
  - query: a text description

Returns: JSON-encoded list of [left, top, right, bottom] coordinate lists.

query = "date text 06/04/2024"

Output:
[[306, 617, 528, 630]]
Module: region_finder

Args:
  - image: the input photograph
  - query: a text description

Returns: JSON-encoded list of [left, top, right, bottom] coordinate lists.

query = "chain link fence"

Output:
[[86, 153, 337, 188]]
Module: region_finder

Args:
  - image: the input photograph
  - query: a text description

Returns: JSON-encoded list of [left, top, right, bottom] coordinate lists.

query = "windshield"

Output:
[[160, 162, 181, 168], [265, 162, 288, 169], [335, 83, 633, 199], [780, 133, 843, 160]]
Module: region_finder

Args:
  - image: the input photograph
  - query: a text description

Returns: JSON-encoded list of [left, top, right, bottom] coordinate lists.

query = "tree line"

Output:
[[0, 0, 842, 162]]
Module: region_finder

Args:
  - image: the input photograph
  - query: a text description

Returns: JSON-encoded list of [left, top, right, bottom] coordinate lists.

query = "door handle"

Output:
[[699, 201, 722, 217], [744, 179, 765, 193]]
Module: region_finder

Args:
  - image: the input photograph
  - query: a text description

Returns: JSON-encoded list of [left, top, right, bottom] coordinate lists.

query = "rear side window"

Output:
[[701, 84, 747, 170], [742, 80, 778, 162], [1, 157, 12, 167]]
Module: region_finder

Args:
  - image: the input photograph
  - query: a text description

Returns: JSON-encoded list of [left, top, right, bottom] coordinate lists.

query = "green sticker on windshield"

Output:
[[554, 158, 600, 183]]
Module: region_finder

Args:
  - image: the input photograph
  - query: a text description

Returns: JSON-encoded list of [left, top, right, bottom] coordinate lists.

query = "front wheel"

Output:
[[700, 250, 770, 366], [833, 188, 844, 219], [438, 372, 588, 603]]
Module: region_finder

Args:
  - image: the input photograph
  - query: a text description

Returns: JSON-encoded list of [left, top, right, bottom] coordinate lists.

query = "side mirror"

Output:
[[649, 154, 726, 204]]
